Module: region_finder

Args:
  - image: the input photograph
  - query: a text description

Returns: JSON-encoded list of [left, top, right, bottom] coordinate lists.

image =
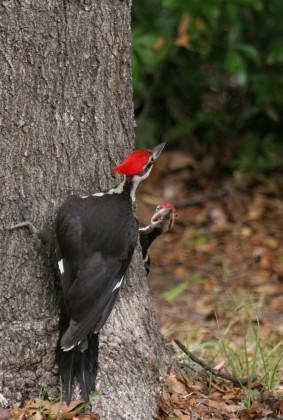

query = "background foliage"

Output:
[[132, 0, 283, 175]]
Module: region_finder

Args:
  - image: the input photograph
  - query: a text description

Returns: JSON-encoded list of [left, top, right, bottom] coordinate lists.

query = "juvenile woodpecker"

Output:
[[55, 142, 165, 402], [139, 203, 176, 274]]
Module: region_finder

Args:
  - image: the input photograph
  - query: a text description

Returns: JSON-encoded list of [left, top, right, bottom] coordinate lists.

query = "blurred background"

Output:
[[133, 1, 283, 415], [133, 0, 283, 176]]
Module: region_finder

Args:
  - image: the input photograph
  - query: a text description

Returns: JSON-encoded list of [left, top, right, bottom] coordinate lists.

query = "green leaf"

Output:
[[267, 45, 283, 64], [133, 32, 165, 71], [133, 33, 159, 49], [163, 281, 188, 301], [195, 235, 209, 246], [237, 44, 261, 65], [226, 49, 247, 85]]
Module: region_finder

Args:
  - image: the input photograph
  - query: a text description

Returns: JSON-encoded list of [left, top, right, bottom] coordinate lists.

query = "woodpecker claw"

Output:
[[9, 220, 40, 237]]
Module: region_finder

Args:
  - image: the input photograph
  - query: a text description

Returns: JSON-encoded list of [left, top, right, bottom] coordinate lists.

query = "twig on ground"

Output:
[[175, 339, 256, 387]]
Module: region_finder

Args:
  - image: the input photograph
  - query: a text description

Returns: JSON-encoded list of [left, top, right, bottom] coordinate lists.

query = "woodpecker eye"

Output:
[[144, 161, 153, 170]]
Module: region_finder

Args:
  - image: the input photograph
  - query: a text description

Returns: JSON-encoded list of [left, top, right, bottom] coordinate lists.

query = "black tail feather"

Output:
[[57, 309, 77, 404], [76, 333, 99, 401], [58, 304, 99, 402], [58, 333, 99, 403], [59, 347, 77, 404]]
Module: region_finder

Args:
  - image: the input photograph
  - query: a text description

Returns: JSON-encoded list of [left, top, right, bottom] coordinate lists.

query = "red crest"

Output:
[[160, 203, 177, 213], [113, 150, 153, 176]]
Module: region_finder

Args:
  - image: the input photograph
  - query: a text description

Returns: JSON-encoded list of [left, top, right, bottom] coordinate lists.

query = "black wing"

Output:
[[55, 195, 138, 350], [60, 252, 128, 349]]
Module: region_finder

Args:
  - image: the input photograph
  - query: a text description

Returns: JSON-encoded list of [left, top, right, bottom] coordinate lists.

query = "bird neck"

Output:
[[139, 224, 162, 257], [123, 175, 143, 203]]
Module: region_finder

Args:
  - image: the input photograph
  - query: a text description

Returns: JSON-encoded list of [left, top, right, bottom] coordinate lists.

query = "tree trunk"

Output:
[[0, 1, 172, 418]]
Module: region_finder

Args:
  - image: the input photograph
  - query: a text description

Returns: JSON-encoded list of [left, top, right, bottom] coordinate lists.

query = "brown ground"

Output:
[[7, 151, 283, 419], [138, 151, 283, 419]]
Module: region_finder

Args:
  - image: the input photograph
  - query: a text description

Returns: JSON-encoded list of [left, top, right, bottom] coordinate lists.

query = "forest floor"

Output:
[[5, 151, 283, 420], [137, 151, 283, 420]]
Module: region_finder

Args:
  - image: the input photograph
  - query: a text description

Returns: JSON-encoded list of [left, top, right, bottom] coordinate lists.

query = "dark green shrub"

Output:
[[132, 0, 283, 173]]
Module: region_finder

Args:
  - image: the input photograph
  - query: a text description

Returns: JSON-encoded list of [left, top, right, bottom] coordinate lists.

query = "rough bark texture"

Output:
[[0, 1, 172, 418]]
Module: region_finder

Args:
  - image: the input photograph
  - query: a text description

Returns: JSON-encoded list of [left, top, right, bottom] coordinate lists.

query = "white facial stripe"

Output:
[[112, 276, 124, 292], [58, 259, 64, 274], [81, 177, 126, 199], [130, 167, 152, 202]]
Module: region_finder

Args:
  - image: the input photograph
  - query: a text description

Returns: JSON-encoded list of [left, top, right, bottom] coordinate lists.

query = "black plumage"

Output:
[[139, 225, 163, 260], [139, 225, 162, 274], [55, 180, 138, 402], [54, 142, 166, 402], [8, 142, 167, 404]]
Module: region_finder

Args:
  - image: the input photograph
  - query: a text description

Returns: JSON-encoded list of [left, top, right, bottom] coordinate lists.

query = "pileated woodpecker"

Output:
[[54, 142, 165, 402], [139, 203, 176, 274]]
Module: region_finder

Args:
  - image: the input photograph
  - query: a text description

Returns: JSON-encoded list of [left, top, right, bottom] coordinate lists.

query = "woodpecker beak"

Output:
[[151, 207, 171, 223], [151, 203, 177, 231], [151, 142, 166, 160], [161, 207, 172, 216]]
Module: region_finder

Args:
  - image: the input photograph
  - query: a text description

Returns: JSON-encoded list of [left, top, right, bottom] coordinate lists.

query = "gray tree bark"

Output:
[[0, 1, 172, 419]]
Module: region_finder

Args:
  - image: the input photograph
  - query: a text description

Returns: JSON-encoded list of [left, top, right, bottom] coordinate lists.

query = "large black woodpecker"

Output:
[[55, 142, 166, 403], [139, 203, 176, 274]]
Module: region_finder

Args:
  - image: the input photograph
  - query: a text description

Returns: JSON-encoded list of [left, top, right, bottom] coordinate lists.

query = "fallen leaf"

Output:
[[175, 13, 192, 49], [206, 399, 228, 411], [167, 373, 188, 394], [265, 237, 279, 249]]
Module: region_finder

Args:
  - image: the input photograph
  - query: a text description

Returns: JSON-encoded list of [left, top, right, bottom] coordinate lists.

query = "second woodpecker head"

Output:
[[151, 203, 177, 232], [113, 142, 166, 183]]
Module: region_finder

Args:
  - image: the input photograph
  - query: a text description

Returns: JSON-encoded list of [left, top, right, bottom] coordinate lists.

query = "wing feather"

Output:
[[55, 194, 138, 350], [61, 253, 129, 349]]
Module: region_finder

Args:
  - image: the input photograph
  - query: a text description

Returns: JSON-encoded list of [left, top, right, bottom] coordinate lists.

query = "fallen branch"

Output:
[[175, 189, 228, 208], [174, 339, 255, 387]]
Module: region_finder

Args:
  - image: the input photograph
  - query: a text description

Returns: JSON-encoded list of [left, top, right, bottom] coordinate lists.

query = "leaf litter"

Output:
[[9, 399, 98, 420], [138, 152, 283, 419], [6, 152, 283, 419]]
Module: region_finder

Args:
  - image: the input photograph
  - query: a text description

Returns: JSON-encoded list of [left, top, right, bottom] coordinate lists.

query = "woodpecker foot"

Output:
[[9, 219, 50, 249], [9, 220, 38, 234], [9, 220, 40, 236], [9, 220, 50, 246]]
